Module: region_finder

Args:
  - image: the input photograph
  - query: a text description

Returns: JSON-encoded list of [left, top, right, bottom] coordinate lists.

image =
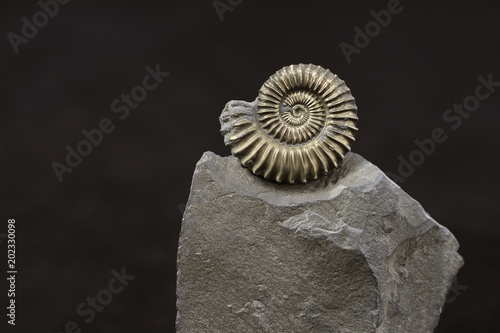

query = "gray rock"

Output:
[[176, 152, 463, 333]]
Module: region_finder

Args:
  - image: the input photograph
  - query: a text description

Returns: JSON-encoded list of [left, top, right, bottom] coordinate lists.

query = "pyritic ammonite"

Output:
[[219, 64, 358, 184]]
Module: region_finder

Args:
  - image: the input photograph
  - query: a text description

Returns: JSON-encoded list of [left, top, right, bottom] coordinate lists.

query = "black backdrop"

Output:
[[1, 0, 499, 332]]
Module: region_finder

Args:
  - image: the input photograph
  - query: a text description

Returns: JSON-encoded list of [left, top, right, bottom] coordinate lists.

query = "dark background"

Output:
[[1, 0, 499, 332]]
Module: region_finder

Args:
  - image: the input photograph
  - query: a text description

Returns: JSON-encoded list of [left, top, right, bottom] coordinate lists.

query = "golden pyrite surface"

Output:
[[220, 64, 358, 184]]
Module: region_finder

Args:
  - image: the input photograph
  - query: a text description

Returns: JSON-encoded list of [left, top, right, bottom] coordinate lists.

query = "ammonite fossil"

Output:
[[219, 64, 358, 184]]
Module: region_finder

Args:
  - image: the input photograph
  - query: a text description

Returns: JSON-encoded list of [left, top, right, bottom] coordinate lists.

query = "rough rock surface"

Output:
[[176, 152, 463, 333]]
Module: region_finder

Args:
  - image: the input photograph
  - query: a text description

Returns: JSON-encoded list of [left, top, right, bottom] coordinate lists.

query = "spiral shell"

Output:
[[219, 64, 358, 184]]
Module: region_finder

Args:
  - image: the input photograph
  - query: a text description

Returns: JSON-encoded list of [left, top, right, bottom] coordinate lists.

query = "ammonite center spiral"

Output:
[[275, 90, 326, 144], [219, 63, 358, 184]]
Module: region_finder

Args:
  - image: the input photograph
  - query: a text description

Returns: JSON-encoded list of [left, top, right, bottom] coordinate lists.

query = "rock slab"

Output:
[[176, 152, 463, 333]]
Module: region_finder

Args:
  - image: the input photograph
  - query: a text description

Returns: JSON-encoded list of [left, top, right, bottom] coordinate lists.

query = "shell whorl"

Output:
[[219, 64, 358, 184]]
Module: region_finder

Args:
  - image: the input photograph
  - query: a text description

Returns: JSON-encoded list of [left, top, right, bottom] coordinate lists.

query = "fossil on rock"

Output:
[[220, 64, 358, 184]]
